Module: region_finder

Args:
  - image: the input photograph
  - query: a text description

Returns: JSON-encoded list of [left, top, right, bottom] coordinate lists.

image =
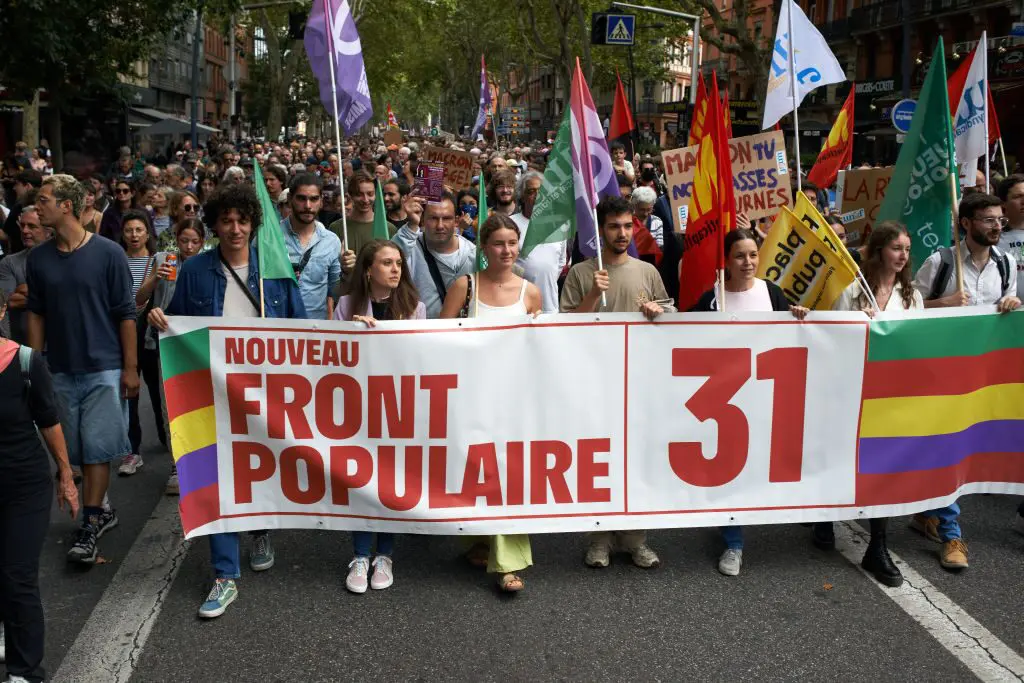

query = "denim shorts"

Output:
[[52, 370, 130, 466]]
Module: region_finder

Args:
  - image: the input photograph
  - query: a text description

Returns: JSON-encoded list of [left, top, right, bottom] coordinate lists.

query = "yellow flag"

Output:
[[792, 193, 859, 277], [757, 207, 856, 310]]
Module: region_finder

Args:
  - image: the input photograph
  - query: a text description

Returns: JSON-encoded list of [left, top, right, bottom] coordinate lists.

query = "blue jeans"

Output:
[[923, 502, 961, 541], [52, 370, 129, 466], [720, 526, 743, 550], [352, 532, 395, 558], [209, 533, 241, 579]]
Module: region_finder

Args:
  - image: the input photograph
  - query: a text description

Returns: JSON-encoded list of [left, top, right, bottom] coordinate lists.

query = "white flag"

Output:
[[951, 31, 988, 187], [762, 0, 846, 130]]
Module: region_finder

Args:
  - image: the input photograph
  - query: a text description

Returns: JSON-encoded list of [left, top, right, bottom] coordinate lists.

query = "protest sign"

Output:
[[837, 167, 893, 244], [162, 309, 1024, 539], [420, 145, 474, 189], [662, 131, 793, 232], [757, 207, 856, 309]]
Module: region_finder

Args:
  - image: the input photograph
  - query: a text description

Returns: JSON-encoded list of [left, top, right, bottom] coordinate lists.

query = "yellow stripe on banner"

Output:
[[860, 383, 1024, 438], [169, 405, 217, 463]]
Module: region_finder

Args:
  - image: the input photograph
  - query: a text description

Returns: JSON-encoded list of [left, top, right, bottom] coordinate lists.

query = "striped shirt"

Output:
[[127, 255, 152, 299]]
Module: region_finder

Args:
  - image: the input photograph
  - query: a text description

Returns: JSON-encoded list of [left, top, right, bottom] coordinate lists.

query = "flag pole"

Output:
[[998, 137, 1009, 176], [575, 62, 607, 308], [323, 0, 349, 253], [785, 0, 803, 193], [718, 268, 726, 312], [950, 172, 964, 293], [982, 31, 990, 190]]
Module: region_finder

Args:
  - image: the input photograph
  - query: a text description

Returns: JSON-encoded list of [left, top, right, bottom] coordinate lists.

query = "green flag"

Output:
[[253, 158, 296, 282], [476, 166, 489, 272], [519, 109, 575, 260], [877, 38, 958, 273], [373, 179, 391, 240]]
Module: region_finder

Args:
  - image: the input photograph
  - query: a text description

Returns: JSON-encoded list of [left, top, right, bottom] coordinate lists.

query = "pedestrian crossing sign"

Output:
[[606, 14, 635, 45]]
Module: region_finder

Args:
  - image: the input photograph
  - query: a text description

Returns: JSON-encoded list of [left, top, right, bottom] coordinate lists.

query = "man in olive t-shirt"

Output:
[[329, 170, 396, 263], [559, 195, 673, 571]]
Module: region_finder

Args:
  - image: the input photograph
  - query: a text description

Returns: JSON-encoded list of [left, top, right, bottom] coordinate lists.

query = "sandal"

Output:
[[498, 573, 525, 593], [464, 542, 489, 569]]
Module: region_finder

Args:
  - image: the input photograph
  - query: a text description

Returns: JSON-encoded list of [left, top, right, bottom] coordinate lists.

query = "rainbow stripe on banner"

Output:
[[857, 312, 1024, 506], [161, 327, 220, 535]]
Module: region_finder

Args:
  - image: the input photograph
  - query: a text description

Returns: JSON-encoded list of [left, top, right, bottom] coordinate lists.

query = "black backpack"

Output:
[[928, 246, 1011, 301]]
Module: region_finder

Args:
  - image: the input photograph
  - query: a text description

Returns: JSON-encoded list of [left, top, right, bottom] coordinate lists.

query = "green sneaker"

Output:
[[198, 579, 238, 618]]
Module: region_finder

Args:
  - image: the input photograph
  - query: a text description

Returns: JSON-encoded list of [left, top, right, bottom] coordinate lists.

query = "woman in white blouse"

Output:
[[831, 220, 921, 588]]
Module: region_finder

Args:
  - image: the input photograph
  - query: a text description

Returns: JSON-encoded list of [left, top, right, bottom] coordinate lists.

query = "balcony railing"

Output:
[[851, 0, 983, 33]]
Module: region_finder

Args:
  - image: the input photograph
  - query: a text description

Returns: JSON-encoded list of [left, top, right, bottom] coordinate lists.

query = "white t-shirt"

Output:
[[998, 228, 1024, 297], [222, 263, 258, 317], [723, 278, 772, 312], [511, 213, 567, 313]]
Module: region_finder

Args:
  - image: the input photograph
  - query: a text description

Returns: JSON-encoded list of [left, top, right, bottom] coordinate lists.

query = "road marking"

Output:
[[53, 495, 189, 683], [835, 521, 1024, 682]]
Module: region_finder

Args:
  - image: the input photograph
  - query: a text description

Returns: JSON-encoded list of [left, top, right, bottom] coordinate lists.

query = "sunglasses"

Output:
[[182, 204, 198, 213], [115, 188, 132, 195]]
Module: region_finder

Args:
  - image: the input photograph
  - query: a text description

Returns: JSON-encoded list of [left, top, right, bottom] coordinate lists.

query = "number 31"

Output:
[[668, 348, 808, 487]]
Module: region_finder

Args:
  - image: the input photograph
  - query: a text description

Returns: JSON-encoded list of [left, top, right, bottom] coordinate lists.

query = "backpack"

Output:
[[928, 246, 1011, 301]]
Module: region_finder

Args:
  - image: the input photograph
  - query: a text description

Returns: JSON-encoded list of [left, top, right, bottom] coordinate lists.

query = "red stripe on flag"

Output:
[[862, 348, 1024, 399], [164, 368, 214, 422], [854, 452, 1024, 506], [179, 483, 221, 535]]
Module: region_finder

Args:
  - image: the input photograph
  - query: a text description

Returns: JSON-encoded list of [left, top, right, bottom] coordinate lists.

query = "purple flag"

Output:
[[470, 55, 490, 139], [569, 59, 633, 258], [304, 0, 373, 135]]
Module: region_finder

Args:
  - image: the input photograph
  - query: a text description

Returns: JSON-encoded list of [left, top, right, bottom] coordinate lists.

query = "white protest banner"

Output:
[[419, 145, 475, 189], [662, 131, 793, 232], [162, 310, 1024, 539]]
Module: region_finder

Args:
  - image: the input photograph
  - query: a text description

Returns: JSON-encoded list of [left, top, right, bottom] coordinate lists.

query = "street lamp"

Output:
[[610, 1, 702, 106]]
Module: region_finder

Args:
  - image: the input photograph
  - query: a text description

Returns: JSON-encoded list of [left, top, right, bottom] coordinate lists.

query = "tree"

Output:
[[688, 0, 772, 108], [0, 0, 198, 167]]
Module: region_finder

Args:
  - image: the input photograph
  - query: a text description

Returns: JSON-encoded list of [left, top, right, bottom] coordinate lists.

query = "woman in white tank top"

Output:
[[441, 214, 541, 593]]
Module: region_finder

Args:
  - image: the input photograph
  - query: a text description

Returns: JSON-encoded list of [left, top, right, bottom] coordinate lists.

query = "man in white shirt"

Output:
[[910, 192, 1020, 571], [510, 171, 567, 313], [997, 174, 1024, 296]]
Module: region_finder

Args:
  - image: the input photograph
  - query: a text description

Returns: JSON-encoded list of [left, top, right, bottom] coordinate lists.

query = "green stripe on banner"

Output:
[[160, 327, 211, 380], [869, 312, 1024, 362]]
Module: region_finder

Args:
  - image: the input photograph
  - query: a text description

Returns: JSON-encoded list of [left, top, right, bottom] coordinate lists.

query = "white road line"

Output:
[[52, 495, 189, 683], [835, 521, 1024, 682]]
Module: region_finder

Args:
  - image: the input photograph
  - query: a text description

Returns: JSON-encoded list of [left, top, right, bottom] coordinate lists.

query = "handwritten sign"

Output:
[[661, 131, 793, 232], [836, 167, 893, 244], [420, 145, 474, 190]]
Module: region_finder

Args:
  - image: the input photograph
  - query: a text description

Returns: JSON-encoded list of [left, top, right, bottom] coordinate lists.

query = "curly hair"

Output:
[[202, 182, 262, 240]]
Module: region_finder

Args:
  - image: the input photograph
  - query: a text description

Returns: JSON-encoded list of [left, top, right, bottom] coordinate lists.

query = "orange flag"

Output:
[[678, 71, 735, 310], [687, 73, 709, 147], [721, 89, 733, 140], [807, 86, 855, 189]]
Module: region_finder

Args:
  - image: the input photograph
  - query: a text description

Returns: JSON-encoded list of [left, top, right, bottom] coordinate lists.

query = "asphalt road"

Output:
[[25, 393, 1024, 682]]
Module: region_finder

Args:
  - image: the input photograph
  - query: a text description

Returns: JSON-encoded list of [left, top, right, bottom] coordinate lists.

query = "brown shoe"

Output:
[[940, 539, 969, 569], [910, 514, 941, 543]]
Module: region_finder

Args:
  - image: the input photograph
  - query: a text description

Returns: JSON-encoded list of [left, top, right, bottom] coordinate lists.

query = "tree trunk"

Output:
[[23, 90, 40, 149]]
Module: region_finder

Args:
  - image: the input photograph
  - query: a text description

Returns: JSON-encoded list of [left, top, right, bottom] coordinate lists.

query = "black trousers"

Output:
[[140, 347, 166, 448], [0, 474, 52, 683]]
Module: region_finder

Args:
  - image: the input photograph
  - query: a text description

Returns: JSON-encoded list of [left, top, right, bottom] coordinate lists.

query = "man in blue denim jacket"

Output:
[[148, 182, 306, 618]]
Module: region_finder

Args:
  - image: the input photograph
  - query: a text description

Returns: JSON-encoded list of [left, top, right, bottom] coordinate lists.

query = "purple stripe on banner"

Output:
[[177, 444, 219, 497], [859, 420, 1024, 474]]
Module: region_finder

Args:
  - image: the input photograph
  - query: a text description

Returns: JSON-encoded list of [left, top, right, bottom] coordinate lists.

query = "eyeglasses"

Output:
[[972, 216, 1010, 228], [115, 188, 132, 195], [182, 204, 198, 213]]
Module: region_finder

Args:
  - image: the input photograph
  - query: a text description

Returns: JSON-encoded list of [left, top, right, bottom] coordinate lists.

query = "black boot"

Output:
[[811, 522, 835, 550], [861, 518, 903, 587]]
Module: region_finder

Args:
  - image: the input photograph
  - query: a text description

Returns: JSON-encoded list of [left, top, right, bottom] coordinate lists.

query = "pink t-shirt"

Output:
[[723, 278, 773, 312]]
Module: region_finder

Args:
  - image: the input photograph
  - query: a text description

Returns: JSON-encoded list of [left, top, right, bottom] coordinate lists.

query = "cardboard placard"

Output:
[[661, 131, 793, 232], [836, 166, 893, 244], [383, 129, 404, 147], [419, 145, 475, 190]]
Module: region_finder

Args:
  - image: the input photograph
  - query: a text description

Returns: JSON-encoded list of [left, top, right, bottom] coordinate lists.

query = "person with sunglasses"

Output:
[[909, 192, 1020, 573], [98, 179, 135, 244], [160, 190, 203, 252]]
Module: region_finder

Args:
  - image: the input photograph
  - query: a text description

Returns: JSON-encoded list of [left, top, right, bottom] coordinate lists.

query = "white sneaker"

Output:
[[718, 548, 743, 576], [118, 453, 144, 476], [0, 621, 5, 661], [370, 555, 394, 590], [8, 676, 30, 683], [346, 557, 370, 594]]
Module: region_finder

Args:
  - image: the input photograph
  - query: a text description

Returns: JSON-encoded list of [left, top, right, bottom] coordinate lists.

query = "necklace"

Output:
[[59, 230, 88, 254]]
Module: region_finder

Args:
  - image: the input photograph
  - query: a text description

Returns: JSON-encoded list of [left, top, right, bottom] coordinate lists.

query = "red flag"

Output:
[[608, 71, 636, 159], [386, 103, 399, 129], [987, 86, 1001, 144], [678, 71, 735, 310], [807, 86, 855, 188], [687, 73, 709, 147], [721, 89, 733, 140]]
